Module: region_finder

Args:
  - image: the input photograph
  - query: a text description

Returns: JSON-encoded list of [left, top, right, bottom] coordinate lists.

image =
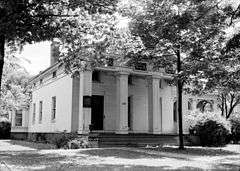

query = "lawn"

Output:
[[0, 140, 240, 171]]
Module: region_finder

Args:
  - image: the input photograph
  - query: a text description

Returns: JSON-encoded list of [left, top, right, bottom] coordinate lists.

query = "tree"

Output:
[[197, 3, 240, 119], [57, 8, 143, 73], [0, 50, 30, 118], [125, 0, 231, 149], [0, 0, 117, 92]]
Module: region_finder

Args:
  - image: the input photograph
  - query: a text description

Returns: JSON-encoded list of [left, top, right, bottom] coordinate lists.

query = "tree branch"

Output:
[[229, 3, 240, 26]]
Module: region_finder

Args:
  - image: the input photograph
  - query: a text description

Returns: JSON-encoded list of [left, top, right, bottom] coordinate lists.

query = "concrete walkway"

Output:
[[0, 140, 240, 171]]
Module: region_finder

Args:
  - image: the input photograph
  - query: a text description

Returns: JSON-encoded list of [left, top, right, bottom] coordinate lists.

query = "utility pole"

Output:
[[176, 45, 184, 150]]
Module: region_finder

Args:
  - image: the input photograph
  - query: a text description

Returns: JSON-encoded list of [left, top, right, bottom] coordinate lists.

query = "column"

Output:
[[148, 75, 162, 134], [116, 71, 129, 134], [78, 71, 92, 134]]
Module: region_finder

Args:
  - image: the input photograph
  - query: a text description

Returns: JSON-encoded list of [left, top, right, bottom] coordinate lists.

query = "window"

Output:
[[33, 103, 36, 124], [92, 71, 100, 82], [160, 97, 162, 126], [188, 98, 193, 110], [135, 62, 147, 71], [128, 96, 133, 130], [39, 101, 43, 123], [173, 101, 178, 122], [51, 96, 56, 121], [107, 58, 114, 66], [52, 71, 57, 78], [15, 110, 22, 126], [159, 79, 163, 89], [128, 75, 133, 85], [197, 100, 213, 112]]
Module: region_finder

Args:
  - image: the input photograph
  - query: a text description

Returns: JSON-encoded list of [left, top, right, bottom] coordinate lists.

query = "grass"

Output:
[[143, 144, 240, 156], [9, 140, 56, 150]]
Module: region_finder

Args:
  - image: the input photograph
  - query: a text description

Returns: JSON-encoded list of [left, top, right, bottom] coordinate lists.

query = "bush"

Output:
[[229, 113, 240, 144], [0, 117, 11, 139], [50, 131, 78, 148], [67, 137, 90, 149], [186, 111, 231, 147]]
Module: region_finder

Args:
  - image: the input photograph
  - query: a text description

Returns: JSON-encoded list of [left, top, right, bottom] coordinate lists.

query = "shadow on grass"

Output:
[[148, 146, 239, 156], [41, 164, 204, 171], [0, 151, 66, 167], [8, 140, 55, 150], [80, 148, 161, 159]]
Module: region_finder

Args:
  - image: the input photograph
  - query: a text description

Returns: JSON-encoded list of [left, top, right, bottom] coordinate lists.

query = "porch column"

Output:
[[78, 71, 92, 134], [116, 71, 129, 134], [148, 75, 162, 134]]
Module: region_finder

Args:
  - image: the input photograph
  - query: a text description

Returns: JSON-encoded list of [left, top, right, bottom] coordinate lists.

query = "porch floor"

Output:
[[88, 132, 179, 147]]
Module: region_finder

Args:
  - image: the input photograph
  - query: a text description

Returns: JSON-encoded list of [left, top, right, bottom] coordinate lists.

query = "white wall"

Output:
[[129, 76, 149, 133], [160, 80, 177, 134], [28, 71, 73, 133]]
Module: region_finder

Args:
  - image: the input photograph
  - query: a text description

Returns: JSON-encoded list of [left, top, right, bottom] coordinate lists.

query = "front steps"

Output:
[[88, 133, 179, 147]]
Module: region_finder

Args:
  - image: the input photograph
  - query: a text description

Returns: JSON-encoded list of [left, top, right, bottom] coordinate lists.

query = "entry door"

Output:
[[128, 96, 132, 130], [91, 95, 104, 130]]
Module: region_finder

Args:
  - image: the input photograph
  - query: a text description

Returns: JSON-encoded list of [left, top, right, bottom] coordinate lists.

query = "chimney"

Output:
[[50, 39, 60, 66]]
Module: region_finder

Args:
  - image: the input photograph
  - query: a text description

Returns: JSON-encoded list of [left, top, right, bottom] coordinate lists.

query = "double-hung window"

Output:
[[39, 101, 43, 123], [51, 96, 56, 121]]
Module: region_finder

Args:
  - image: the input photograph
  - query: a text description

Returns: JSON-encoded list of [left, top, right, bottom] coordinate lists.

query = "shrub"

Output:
[[50, 131, 78, 148], [186, 111, 231, 147], [0, 117, 11, 139], [67, 137, 90, 149], [229, 113, 240, 144]]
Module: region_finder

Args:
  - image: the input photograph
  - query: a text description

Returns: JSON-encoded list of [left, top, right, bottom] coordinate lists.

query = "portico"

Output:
[[77, 67, 175, 135]]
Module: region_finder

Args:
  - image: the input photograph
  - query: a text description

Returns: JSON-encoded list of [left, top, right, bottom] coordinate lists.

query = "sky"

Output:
[[18, 0, 240, 76], [17, 41, 51, 76]]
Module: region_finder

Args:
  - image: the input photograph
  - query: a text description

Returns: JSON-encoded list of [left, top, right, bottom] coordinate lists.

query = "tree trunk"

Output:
[[177, 46, 184, 150], [0, 34, 5, 94], [221, 94, 224, 116]]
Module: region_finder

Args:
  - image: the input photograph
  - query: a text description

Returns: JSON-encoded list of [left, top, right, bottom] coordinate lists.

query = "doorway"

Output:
[[91, 95, 104, 130], [128, 96, 133, 131]]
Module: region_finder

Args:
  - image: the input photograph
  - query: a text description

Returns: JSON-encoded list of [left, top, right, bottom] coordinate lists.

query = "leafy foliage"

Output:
[[58, 9, 143, 73], [49, 131, 78, 149], [0, 117, 11, 139], [128, 0, 228, 76], [0, 0, 118, 90], [0, 51, 30, 117], [186, 110, 231, 147], [193, 120, 230, 147], [229, 113, 240, 143]]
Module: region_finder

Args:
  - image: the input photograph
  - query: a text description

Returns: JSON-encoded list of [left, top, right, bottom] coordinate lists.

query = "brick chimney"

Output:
[[50, 39, 60, 66]]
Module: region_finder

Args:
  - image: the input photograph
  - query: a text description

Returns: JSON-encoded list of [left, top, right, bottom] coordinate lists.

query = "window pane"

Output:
[[39, 101, 43, 123], [52, 97, 56, 120], [33, 103, 36, 124], [15, 110, 22, 126]]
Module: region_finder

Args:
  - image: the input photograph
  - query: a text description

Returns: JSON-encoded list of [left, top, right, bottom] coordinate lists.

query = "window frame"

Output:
[[52, 71, 57, 78], [15, 110, 23, 127], [92, 71, 100, 82], [51, 96, 56, 122], [39, 101, 43, 123], [32, 103, 36, 124]]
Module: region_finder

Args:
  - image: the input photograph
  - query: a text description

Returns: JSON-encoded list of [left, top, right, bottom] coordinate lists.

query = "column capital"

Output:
[[116, 71, 130, 76]]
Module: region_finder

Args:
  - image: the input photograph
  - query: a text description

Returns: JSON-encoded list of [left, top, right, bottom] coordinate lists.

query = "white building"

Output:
[[10, 42, 219, 144]]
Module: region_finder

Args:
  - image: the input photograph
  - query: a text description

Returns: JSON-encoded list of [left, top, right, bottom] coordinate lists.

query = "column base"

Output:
[[152, 129, 162, 134], [115, 129, 128, 134], [77, 129, 89, 134]]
